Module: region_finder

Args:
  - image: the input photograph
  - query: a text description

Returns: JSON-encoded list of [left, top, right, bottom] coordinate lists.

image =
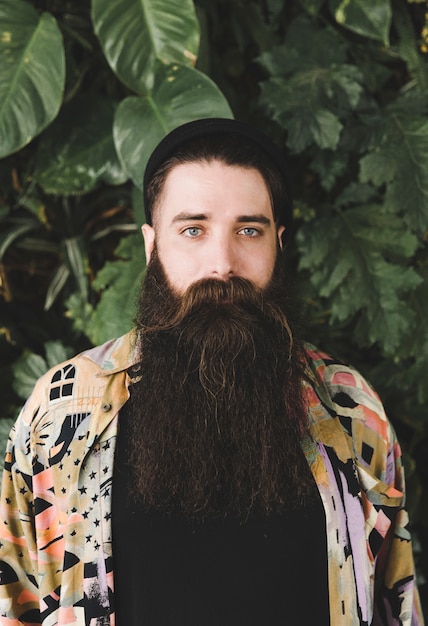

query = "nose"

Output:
[[207, 236, 236, 280]]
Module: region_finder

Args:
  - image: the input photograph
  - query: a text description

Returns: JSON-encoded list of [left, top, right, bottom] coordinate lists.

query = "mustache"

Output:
[[138, 274, 294, 360], [138, 276, 296, 401]]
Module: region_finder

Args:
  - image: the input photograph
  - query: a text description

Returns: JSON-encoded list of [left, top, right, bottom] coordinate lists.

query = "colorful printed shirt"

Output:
[[0, 331, 424, 625]]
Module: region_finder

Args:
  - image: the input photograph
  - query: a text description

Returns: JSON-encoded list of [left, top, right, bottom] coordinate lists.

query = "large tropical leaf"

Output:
[[389, 268, 428, 404], [329, 0, 391, 45], [359, 98, 428, 235], [83, 234, 146, 344], [0, 0, 65, 158], [297, 205, 422, 353], [33, 95, 127, 195], [92, 0, 200, 93], [258, 18, 363, 153], [114, 64, 233, 188]]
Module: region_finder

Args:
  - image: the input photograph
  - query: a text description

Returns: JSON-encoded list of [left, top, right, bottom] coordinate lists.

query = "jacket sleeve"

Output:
[[0, 391, 42, 624], [333, 360, 424, 625], [370, 422, 424, 626], [309, 347, 424, 626]]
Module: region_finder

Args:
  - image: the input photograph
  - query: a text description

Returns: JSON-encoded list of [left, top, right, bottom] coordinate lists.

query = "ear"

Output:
[[277, 225, 285, 250], [141, 224, 155, 263]]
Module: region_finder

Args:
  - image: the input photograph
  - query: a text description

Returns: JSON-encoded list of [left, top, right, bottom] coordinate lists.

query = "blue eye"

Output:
[[183, 227, 202, 237], [240, 227, 259, 237]]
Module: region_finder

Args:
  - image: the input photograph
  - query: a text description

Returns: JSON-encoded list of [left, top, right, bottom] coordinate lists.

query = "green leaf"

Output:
[[309, 150, 348, 190], [0, 217, 40, 260], [34, 95, 127, 195], [260, 78, 346, 152], [44, 264, 70, 311], [297, 206, 422, 352], [259, 17, 349, 71], [85, 234, 146, 344], [335, 182, 378, 207], [0, 0, 65, 157], [329, 0, 391, 45], [131, 185, 146, 227], [310, 110, 343, 150], [390, 268, 428, 403], [0, 418, 15, 457], [92, 0, 200, 93], [63, 237, 88, 299], [359, 106, 428, 234], [44, 341, 75, 369], [65, 292, 95, 336], [258, 18, 363, 153], [114, 64, 233, 188], [44, 236, 89, 310], [393, 1, 428, 91]]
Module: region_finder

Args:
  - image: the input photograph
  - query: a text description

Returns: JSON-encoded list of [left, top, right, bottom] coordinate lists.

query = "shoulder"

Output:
[[303, 343, 393, 451], [304, 344, 384, 409], [17, 332, 136, 429], [7, 333, 135, 469]]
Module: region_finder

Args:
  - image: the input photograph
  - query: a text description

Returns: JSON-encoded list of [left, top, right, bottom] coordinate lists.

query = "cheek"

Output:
[[158, 250, 196, 291], [252, 249, 278, 288]]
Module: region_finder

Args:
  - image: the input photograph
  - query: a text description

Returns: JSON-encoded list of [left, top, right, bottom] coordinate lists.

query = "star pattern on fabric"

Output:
[[64, 434, 116, 567]]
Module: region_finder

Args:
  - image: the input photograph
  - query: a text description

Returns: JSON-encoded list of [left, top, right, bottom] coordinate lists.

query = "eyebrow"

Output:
[[171, 212, 272, 226], [172, 212, 208, 223], [236, 214, 271, 226]]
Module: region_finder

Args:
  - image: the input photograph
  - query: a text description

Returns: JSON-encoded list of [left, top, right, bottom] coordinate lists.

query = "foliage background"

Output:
[[0, 0, 427, 612]]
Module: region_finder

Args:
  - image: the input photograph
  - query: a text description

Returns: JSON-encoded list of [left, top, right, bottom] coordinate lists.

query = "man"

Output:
[[0, 118, 424, 625]]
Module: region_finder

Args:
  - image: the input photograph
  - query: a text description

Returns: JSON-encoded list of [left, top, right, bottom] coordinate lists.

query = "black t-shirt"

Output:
[[112, 402, 330, 625]]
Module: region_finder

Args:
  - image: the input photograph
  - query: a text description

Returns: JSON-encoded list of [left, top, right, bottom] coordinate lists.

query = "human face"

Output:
[[142, 161, 285, 293]]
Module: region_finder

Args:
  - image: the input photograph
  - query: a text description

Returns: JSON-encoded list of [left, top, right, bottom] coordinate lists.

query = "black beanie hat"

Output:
[[143, 118, 293, 237]]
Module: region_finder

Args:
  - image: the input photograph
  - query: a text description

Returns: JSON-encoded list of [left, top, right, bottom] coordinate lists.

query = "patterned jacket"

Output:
[[0, 331, 424, 625]]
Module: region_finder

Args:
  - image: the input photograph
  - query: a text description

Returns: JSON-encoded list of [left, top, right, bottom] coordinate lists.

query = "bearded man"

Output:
[[0, 119, 424, 626]]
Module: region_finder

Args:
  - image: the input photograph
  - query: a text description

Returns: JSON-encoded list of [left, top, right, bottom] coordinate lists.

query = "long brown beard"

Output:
[[126, 250, 314, 519]]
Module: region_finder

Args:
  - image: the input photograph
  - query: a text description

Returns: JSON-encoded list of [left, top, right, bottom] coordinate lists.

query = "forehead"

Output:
[[154, 160, 274, 224]]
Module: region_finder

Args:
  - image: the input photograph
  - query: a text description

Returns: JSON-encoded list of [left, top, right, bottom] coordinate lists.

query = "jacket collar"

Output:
[[81, 330, 139, 376]]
